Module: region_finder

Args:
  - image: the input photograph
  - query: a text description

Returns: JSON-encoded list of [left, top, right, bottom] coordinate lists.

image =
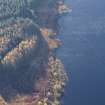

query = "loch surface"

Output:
[[57, 0, 105, 105]]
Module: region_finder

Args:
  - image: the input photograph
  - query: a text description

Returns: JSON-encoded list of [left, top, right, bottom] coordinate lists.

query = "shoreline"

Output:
[[0, 0, 70, 105]]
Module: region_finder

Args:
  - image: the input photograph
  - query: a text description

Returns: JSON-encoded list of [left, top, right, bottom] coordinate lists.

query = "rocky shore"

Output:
[[0, 0, 70, 105]]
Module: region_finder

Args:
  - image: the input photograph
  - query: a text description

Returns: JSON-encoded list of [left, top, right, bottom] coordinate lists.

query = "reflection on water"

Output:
[[57, 0, 105, 105]]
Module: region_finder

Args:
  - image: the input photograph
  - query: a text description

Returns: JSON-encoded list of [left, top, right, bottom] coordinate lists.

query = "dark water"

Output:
[[57, 0, 105, 105]]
